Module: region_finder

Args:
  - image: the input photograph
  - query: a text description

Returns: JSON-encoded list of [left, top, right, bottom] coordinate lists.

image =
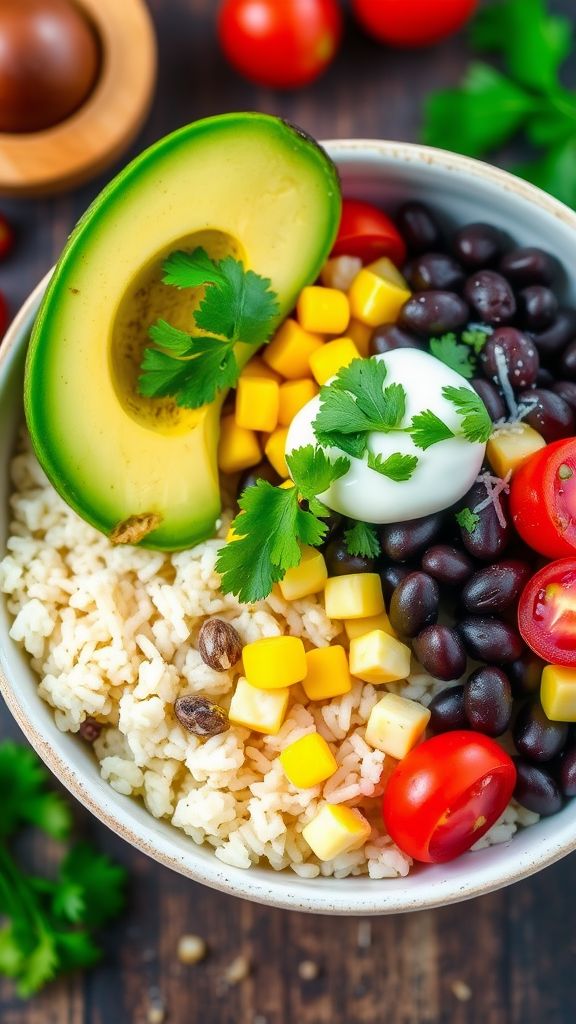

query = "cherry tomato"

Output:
[[217, 0, 342, 89], [332, 199, 406, 265], [0, 214, 14, 261], [509, 438, 576, 559], [382, 731, 516, 863], [0, 290, 7, 337], [352, 0, 478, 48], [518, 559, 576, 667]]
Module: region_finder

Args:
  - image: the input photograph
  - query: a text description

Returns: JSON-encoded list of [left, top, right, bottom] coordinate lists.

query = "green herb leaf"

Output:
[[57, 844, 127, 929], [344, 522, 381, 559], [461, 328, 491, 355], [472, 0, 572, 95], [409, 410, 455, 450], [286, 444, 350, 501], [313, 358, 407, 455], [442, 386, 493, 444], [515, 139, 576, 211], [429, 333, 475, 379], [367, 451, 419, 481], [16, 932, 58, 998], [456, 507, 481, 533], [139, 338, 238, 409], [0, 743, 72, 841], [315, 429, 367, 459], [194, 256, 279, 345], [162, 248, 228, 290]]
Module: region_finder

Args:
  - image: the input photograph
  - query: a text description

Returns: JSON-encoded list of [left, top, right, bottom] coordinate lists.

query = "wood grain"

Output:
[[1, 1, 576, 1021]]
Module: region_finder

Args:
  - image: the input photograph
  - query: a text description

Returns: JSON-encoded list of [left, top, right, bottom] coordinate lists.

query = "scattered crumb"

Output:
[[298, 959, 320, 981], [357, 921, 372, 949], [224, 954, 252, 986], [451, 980, 472, 1002], [177, 934, 208, 965]]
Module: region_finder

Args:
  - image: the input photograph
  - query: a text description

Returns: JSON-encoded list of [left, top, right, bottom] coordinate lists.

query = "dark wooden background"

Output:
[[2, 2, 576, 1021]]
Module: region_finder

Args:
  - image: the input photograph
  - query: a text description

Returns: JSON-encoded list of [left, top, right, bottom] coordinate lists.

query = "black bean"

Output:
[[559, 340, 576, 380], [369, 323, 423, 356], [399, 290, 469, 336], [379, 564, 411, 603], [413, 625, 467, 681], [389, 571, 440, 637], [464, 666, 513, 736], [198, 619, 243, 671], [558, 746, 576, 797], [174, 695, 230, 737], [471, 378, 506, 422], [458, 482, 511, 561], [421, 544, 475, 586], [380, 513, 445, 563], [429, 685, 468, 733], [238, 461, 281, 496], [396, 201, 443, 253], [453, 223, 504, 269], [508, 653, 546, 698], [531, 308, 576, 358], [518, 387, 575, 442], [536, 367, 555, 388], [461, 559, 532, 614], [408, 252, 465, 292], [464, 270, 516, 326], [325, 539, 375, 576], [499, 246, 558, 287], [514, 759, 564, 815], [552, 379, 576, 411], [518, 285, 558, 331], [319, 511, 342, 542], [481, 327, 539, 388], [513, 701, 569, 763], [457, 616, 524, 664]]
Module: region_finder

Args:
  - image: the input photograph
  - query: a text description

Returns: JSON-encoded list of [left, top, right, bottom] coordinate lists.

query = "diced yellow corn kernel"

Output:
[[324, 573, 384, 620], [309, 337, 361, 386], [344, 611, 397, 640], [235, 376, 280, 433], [279, 545, 327, 601], [229, 677, 289, 735], [263, 319, 324, 379], [218, 415, 261, 474], [349, 629, 411, 685], [346, 318, 373, 357], [280, 732, 338, 788], [264, 427, 289, 477], [541, 665, 576, 721], [240, 357, 281, 382], [486, 423, 547, 478], [348, 268, 411, 327], [297, 286, 350, 335], [302, 803, 371, 861], [242, 635, 307, 690], [365, 693, 431, 758], [367, 256, 409, 290], [279, 479, 295, 489], [278, 378, 319, 426], [320, 255, 363, 291], [302, 644, 352, 701]]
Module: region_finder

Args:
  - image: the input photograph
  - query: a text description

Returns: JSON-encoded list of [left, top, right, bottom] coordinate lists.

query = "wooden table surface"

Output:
[[1, 2, 576, 1021]]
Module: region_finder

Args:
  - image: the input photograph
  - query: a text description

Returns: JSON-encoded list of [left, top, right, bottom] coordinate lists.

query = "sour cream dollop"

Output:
[[285, 349, 487, 524]]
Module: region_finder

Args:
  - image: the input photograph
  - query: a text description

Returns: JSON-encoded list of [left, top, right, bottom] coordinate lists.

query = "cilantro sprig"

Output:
[[139, 248, 280, 409], [344, 522, 381, 559], [0, 742, 126, 997]]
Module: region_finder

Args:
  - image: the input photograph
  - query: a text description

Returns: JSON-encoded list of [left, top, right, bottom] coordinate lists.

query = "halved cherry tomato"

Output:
[[518, 559, 576, 667], [331, 199, 407, 265], [382, 732, 516, 863], [509, 438, 576, 559], [352, 0, 478, 48]]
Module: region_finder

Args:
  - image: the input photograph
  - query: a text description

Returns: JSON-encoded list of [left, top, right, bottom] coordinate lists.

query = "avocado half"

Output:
[[25, 114, 341, 550]]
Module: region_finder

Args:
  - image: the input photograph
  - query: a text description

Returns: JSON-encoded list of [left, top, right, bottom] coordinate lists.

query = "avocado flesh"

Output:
[[24, 114, 341, 550]]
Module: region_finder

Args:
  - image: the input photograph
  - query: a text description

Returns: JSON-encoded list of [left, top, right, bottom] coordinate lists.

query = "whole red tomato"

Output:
[[352, 0, 478, 48], [218, 0, 343, 89]]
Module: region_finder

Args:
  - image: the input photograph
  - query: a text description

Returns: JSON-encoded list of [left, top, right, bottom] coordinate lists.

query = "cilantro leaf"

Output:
[[0, 743, 72, 840], [54, 931, 101, 972], [52, 880, 85, 924], [381, 383, 406, 429], [313, 359, 407, 455], [16, 932, 58, 998], [139, 338, 238, 409], [461, 328, 491, 355], [367, 451, 419, 481], [138, 347, 198, 400], [148, 319, 195, 356], [456, 507, 481, 533], [429, 334, 475, 379], [286, 444, 350, 500], [57, 843, 127, 929], [194, 256, 279, 345], [516, 139, 576, 210], [314, 429, 367, 459], [162, 248, 228, 290], [344, 522, 381, 559], [442, 386, 493, 444], [472, 0, 572, 95], [409, 410, 455, 450]]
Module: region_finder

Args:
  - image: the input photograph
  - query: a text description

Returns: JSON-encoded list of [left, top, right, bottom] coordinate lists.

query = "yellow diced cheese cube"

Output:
[[541, 665, 576, 721], [309, 337, 361, 386], [346, 318, 373, 357], [303, 644, 352, 701], [278, 378, 319, 426], [486, 423, 547, 477], [279, 545, 327, 601], [349, 268, 411, 327], [280, 732, 338, 788], [229, 677, 289, 735], [344, 611, 397, 640], [324, 573, 384, 620], [349, 629, 411, 684], [263, 319, 323, 379], [240, 357, 281, 382], [302, 803, 371, 861], [367, 256, 409, 290], [218, 415, 261, 474], [235, 376, 280, 433], [365, 693, 431, 758], [264, 427, 289, 477], [297, 286, 350, 335], [320, 255, 363, 291], [242, 635, 307, 690]]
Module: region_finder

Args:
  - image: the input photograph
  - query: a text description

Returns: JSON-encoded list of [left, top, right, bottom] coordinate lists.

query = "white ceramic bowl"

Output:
[[2, 140, 576, 915]]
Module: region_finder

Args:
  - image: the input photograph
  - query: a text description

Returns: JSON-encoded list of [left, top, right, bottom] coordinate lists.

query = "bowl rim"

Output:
[[3, 138, 576, 915]]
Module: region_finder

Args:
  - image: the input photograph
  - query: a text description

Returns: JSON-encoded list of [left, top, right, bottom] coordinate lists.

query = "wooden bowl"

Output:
[[0, 0, 157, 196]]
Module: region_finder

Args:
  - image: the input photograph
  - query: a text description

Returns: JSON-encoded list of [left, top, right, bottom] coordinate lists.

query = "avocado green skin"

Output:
[[24, 113, 341, 550]]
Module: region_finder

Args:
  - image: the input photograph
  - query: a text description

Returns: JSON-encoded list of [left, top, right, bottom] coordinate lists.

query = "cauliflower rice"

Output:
[[0, 440, 539, 879]]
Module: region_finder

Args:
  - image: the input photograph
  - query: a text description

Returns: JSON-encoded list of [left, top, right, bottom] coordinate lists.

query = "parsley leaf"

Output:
[[286, 444, 350, 500], [162, 247, 227, 290], [315, 429, 367, 460], [56, 843, 126, 930], [429, 333, 475, 379], [367, 451, 419, 481], [409, 410, 455, 450], [194, 257, 279, 345], [313, 359, 407, 454], [139, 336, 238, 409], [516, 139, 576, 211], [461, 328, 491, 355], [456, 507, 481, 533], [442, 386, 493, 444], [344, 522, 381, 559], [472, 0, 572, 95]]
